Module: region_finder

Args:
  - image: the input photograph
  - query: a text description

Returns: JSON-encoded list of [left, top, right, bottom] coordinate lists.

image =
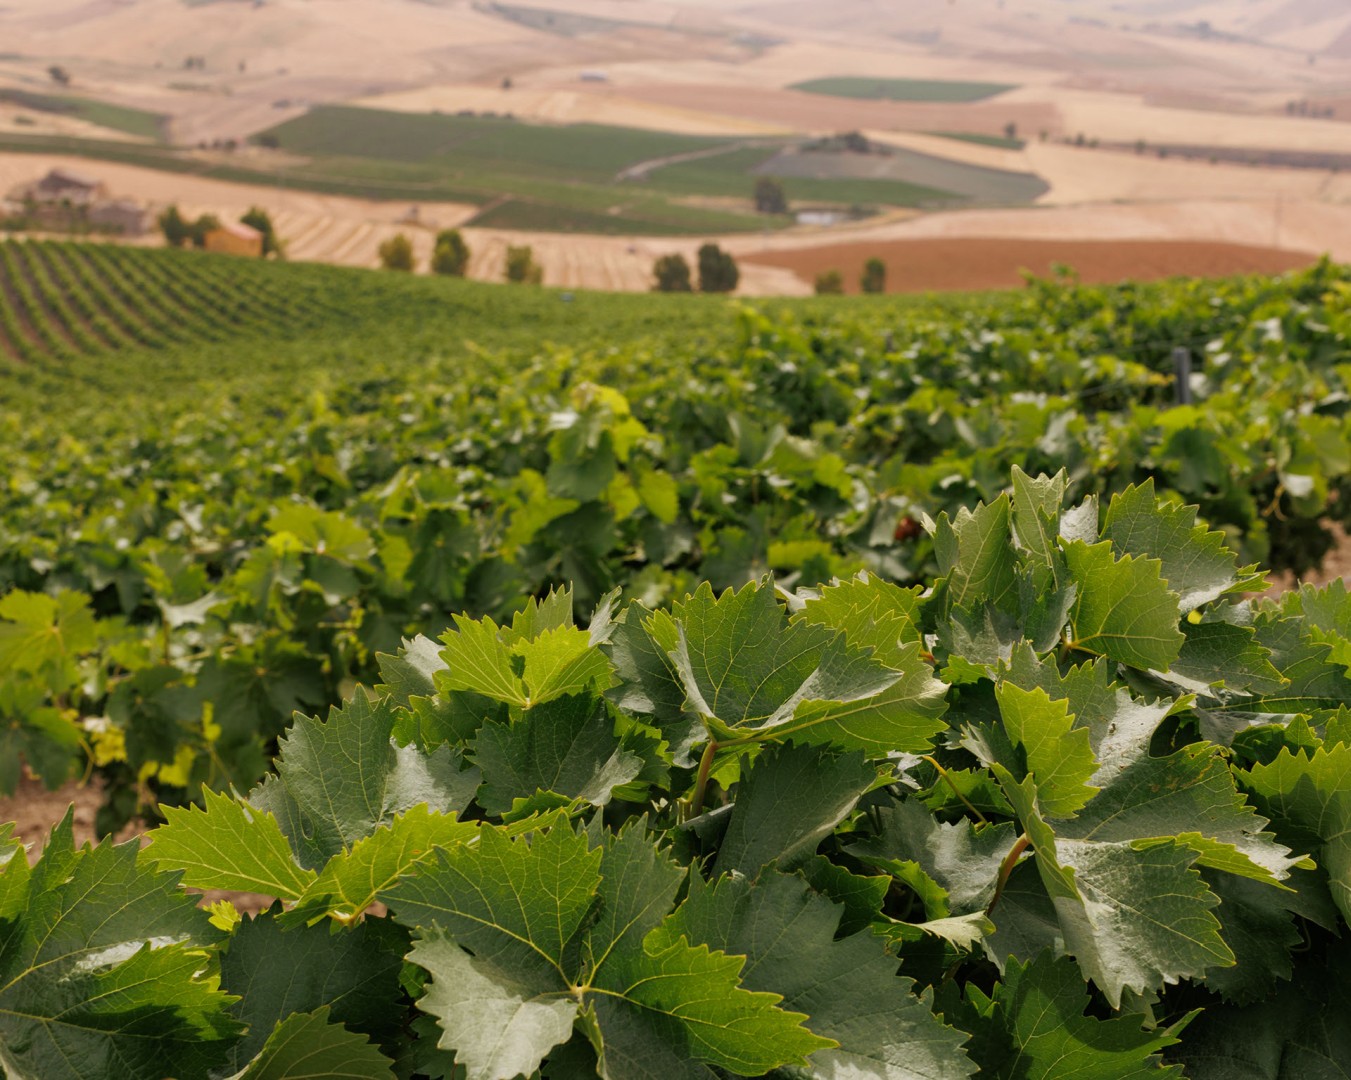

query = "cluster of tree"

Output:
[[1286, 99, 1337, 119], [813, 257, 887, 296], [803, 131, 883, 156], [158, 205, 282, 257], [240, 207, 282, 258], [183, 56, 208, 71], [157, 206, 219, 249], [378, 230, 491, 279], [652, 243, 739, 293]]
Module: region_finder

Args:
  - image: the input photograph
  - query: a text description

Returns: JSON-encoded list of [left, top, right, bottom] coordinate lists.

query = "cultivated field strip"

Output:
[[0, 239, 339, 362]]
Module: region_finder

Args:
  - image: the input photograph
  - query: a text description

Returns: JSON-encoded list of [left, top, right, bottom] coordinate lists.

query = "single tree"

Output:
[[47, 65, 71, 87], [240, 206, 281, 257], [157, 204, 191, 248], [505, 244, 542, 284], [379, 232, 416, 272], [431, 229, 471, 276], [1003, 121, 1018, 142], [697, 243, 739, 294], [188, 213, 220, 249], [860, 257, 886, 294], [814, 269, 844, 295], [753, 177, 788, 215], [652, 253, 692, 293]]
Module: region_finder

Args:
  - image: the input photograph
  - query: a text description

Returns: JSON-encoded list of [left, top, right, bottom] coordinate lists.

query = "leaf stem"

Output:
[[685, 739, 719, 821], [922, 755, 987, 825], [986, 832, 1031, 918]]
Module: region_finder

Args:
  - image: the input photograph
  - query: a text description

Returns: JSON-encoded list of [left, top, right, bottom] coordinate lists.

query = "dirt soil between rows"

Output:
[[740, 237, 1319, 293]]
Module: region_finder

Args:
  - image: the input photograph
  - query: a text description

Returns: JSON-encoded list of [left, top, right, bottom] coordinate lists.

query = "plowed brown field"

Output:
[[740, 237, 1319, 294]]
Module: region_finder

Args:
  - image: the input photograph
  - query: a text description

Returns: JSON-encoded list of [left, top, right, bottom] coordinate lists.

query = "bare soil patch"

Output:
[[740, 236, 1319, 294], [0, 777, 270, 914]]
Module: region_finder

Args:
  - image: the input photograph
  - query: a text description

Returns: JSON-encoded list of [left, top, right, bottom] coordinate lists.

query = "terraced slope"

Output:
[[0, 240, 346, 362]]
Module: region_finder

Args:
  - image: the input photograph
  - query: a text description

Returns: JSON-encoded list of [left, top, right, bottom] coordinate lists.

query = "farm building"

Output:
[[26, 167, 108, 206], [203, 221, 264, 257], [89, 198, 153, 236]]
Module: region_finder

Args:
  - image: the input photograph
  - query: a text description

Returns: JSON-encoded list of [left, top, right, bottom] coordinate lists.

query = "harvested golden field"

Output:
[[740, 236, 1318, 294]]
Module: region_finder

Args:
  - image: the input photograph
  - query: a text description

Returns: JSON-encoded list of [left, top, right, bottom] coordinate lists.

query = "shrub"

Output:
[[505, 244, 542, 285], [697, 243, 739, 294], [431, 229, 470, 277], [157, 205, 191, 248], [240, 206, 281, 258], [814, 269, 844, 295], [378, 233, 415, 272], [652, 253, 692, 293], [861, 257, 886, 294], [753, 177, 788, 215]]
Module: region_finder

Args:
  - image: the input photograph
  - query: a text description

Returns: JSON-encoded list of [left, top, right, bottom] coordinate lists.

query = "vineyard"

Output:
[[2, 244, 1351, 1077], [0, 240, 355, 364]]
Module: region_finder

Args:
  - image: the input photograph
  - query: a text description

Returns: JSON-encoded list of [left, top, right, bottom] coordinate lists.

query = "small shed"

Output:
[[90, 199, 153, 236], [203, 220, 264, 257], [31, 167, 107, 206]]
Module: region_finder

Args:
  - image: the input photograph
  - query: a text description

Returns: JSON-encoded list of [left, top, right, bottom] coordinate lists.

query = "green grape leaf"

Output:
[[142, 786, 318, 901], [946, 951, 1185, 1079], [268, 505, 374, 564], [711, 742, 877, 878], [285, 806, 480, 925], [218, 910, 406, 1071], [0, 813, 238, 1080], [933, 495, 1018, 613], [1165, 621, 1285, 696], [1200, 871, 1304, 1005], [1059, 744, 1301, 887], [405, 927, 577, 1080], [1063, 540, 1185, 671], [1171, 938, 1351, 1079], [223, 1006, 395, 1080], [996, 768, 1232, 1007], [604, 606, 701, 764], [1102, 480, 1264, 611], [666, 580, 902, 745], [0, 588, 98, 677], [472, 694, 643, 814], [1009, 466, 1068, 565], [438, 615, 528, 706], [376, 634, 446, 704], [517, 626, 615, 705], [386, 822, 827, 1080], [849, 799, 1019, 919], [440, 614, 613, 710], [663, 870, 975, 1080], [797, 854, 890, 937], [248, 689, 478, 870], [1243, 743, 1351, 921], [995, 683, 1099, 819], [503, 586, 576, 645], [797, 573, 925, 654]]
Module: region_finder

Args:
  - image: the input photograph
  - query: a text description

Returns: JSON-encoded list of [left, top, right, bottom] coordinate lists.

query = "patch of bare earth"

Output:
[[740, 237, 1319, 293], [0, 776, 271, 914]]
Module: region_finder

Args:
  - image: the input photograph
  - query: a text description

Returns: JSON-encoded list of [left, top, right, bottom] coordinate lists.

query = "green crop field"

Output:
[[0, 88, 167, 141], [2, 239, 1351, 1078], [791, 76, 1018, 102], [0, 104, 1050, 235], [929, 129, 1027, 150]]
